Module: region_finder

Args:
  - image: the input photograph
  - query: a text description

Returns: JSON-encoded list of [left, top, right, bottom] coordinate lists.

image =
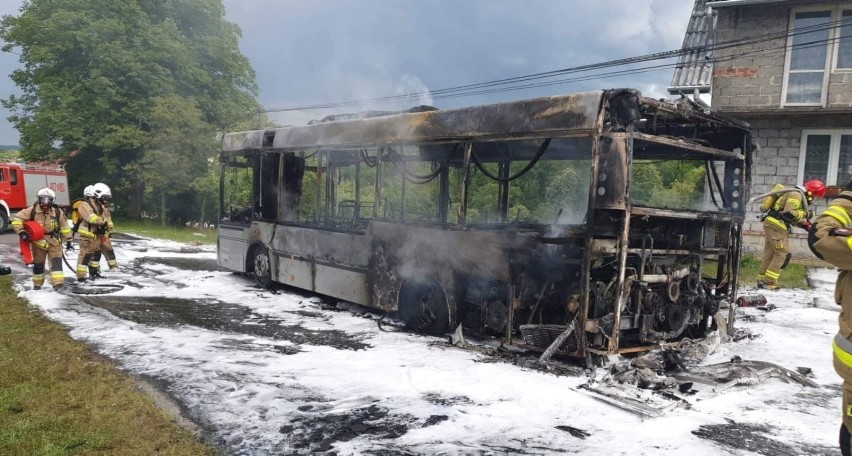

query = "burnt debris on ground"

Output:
[[692, 421, 835, 456], [278, 404, 415, 454], [75, 295, 372, 351]]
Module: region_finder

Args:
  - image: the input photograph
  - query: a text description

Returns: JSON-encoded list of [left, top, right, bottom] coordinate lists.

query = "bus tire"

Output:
[[0, 211, 7, 232], [251, 244, 274, 289], [397, 278, 450, 336]]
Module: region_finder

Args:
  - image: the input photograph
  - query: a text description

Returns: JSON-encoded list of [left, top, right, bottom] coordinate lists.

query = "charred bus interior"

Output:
[[218, 89, 752, 363]]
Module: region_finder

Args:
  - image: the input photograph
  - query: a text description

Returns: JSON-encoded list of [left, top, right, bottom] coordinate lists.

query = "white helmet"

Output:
[[36, 187, 55, 206], [92, 182, 111, 201], [83, 185, 94, 198]]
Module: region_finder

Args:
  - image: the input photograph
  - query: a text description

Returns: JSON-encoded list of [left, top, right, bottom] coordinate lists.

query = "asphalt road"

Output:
[[0, 231, 26, 274], [1, 230, 18, 247]]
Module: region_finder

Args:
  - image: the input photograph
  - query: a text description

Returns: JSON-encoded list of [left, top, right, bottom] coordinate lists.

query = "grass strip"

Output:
[[114, 218, 217, 245], [0, 276, 213, 455], [737, 254, 810, 289], [703, 254, 810, 290]]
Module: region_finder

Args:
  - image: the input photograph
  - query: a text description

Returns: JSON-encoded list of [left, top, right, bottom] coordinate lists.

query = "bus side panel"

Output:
[[218, 225, 250, 272], [272, 225, 370, 268], [270, 224, 370, 305], [368, 221, 532, 312], [275, 255, 314, 290], [315, 264, 369, 305]]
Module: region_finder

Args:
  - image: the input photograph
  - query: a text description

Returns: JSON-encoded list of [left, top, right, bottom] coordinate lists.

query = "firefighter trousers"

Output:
[[30, 240, 65, 288], [758, 223, 790, 286], [76, 235, 118, 279], [837, 354, 852, 455], [96, 236, 118, 269], [76, 236, 99, 279]]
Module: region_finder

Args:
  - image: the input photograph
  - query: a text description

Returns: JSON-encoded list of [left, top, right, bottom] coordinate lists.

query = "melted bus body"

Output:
[[217, 89, 752, 360]]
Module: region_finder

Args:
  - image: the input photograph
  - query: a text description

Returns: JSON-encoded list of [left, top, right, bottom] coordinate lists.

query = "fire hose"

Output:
[[60, 242, 76, 271], [18, 220, 45, 265]]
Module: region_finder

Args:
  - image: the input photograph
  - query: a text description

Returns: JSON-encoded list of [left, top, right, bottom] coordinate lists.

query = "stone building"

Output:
[[671, 0, 852, 257]]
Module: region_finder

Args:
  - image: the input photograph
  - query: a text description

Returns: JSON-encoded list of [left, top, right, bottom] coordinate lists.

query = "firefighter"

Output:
[[72, 185, 96, 280], [75, 182, 117, 281], [808, 182, 852, 455], [10, 187, 73, 290], [757, 179, 826, 290], [91, 182, 118, 272]]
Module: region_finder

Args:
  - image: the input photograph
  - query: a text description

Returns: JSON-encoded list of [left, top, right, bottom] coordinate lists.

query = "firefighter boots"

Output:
[[88, 267, 102, 280]]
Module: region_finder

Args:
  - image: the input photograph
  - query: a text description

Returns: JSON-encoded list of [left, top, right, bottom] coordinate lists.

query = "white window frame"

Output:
[[781, 5, 852, 107], [797, 129, 852, 185], [833, 7, 852, 71]]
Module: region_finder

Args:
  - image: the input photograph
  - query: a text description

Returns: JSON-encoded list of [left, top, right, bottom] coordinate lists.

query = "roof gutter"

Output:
[[667, 85, 712, 94], [709, 0, 787, 8]]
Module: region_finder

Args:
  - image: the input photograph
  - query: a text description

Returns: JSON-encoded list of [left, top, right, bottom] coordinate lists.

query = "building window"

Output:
[[783, 6, 852, 106], [838, 10, 852, 69], [799, 130, 852, 186]]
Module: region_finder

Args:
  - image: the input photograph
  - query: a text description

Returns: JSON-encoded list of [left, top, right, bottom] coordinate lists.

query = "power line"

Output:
[[420, 34, 852, 103], [262, 17, 852, 112], [260, 17, 852, 114], [268, 29, 852, 113]]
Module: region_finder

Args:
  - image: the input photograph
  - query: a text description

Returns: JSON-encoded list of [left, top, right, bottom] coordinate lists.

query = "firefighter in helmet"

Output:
[[808, 178, 852, 455], [10, 187, 73, 290], [757, 179, 826, 290], [75, 182, 117, 281]]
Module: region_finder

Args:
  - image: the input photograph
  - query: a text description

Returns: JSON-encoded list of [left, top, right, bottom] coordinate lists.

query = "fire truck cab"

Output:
[[0, 162, 70, 231]]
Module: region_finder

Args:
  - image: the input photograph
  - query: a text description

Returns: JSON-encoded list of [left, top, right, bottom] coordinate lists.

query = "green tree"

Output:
[[126, 96, 216, 225], [0, 0, 259, 219], [631, 162, 663, 204], [632, 160, 705, 209], [193, 164, 220, 225]]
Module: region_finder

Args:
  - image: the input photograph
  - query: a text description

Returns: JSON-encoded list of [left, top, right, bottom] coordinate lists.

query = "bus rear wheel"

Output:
[[397, 279, 450, 336], [0, 211, 7, 232], [252, 244, 273, 289]]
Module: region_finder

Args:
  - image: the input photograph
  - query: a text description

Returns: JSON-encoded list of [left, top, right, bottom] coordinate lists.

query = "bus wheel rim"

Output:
[[255, 252, 269, 279]]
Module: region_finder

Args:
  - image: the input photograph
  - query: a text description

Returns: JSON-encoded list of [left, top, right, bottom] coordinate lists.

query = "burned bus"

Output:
[[217, 89, 752, 362]]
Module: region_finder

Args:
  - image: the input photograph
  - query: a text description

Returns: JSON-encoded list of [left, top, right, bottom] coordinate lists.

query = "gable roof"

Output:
[[668, 0, 716, 95]]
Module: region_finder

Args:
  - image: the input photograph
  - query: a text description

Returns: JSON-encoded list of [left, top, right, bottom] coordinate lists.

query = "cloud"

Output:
[[228, 0, 694, 120], [0, 0, 695, 143]]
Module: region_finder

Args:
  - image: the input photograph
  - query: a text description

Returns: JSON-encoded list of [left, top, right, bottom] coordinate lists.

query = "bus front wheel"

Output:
[[397, 279, 450, 336], [252, 245, 273, 289]]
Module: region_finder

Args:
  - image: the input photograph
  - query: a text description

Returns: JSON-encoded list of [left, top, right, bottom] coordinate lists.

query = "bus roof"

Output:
[[222, 90, 606, 152]]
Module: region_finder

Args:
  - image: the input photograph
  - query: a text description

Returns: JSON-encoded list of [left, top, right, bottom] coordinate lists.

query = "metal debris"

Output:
[[673, 359, 819, 389], [580, 382, 685, 417], [574, 335, 817, 417]]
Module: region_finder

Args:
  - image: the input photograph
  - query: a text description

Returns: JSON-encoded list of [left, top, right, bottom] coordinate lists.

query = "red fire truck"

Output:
[[0, 162, 70, 231]]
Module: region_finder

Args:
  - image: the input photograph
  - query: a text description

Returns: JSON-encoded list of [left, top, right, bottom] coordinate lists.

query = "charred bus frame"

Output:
[[218, 89, 752, 362]]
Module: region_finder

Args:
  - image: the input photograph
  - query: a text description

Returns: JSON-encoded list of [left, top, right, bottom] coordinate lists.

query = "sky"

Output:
[[0, 235, 841, 454], [0, 0, 695, 145]]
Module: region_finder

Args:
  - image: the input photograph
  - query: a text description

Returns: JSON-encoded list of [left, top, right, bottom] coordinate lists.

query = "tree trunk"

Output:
[[199, 197, 206, 227], [128, 180, 145, 219], [160, 191, 166, 226]]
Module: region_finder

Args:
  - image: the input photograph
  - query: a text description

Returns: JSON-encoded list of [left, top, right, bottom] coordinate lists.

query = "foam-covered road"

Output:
[[0, 232, 841, 455]]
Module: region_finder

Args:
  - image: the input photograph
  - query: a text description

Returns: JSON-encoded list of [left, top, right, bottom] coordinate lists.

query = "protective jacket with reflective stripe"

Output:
[[811, 191, 852, 376], [765, 190, 808, 232], [11, 204, 72, 247], [76, 198, 106, 238]]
